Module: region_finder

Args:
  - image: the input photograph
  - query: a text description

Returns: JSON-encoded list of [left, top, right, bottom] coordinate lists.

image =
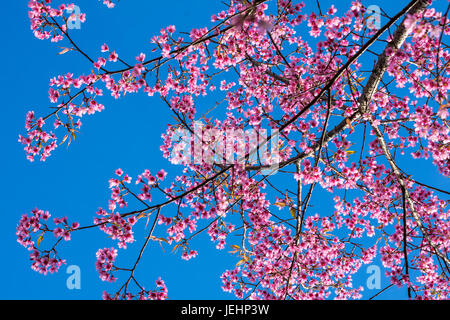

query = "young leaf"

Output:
[[273, 201, 286, 208], [236, 259, 246, 267], [37, 235, 44, 246], [345, 118, 354, 130], [290, 207, 297, 219], [58, 47, 71, 55]]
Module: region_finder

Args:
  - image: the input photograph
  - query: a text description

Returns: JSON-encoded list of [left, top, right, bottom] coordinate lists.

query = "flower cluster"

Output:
[[95, 247, 118, 282], [28, 1, 86, 42], [20, 0, 450, 300], [95, 209, 137, 249], [16, 208, 78, 274], [101, 0, 116, 9], [18, 111, 57, 162], [102, 277, 168, 300]]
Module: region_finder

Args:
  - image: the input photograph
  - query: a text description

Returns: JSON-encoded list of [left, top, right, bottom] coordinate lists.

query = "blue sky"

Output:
[[1, 0, 447, 300]]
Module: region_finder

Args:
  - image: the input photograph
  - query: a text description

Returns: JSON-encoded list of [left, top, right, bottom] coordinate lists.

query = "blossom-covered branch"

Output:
[[17, 0, 450, 300]]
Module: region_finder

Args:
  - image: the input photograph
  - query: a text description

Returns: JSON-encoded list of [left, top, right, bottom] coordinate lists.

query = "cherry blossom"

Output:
[[18, 0, 450, 300]]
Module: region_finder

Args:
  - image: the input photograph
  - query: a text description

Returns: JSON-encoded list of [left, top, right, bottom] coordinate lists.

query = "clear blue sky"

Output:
[[1, 0, 447, 300]]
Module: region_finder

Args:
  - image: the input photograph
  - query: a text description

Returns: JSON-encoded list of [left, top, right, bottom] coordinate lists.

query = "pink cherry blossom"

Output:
[[18, 0, 450, 301]]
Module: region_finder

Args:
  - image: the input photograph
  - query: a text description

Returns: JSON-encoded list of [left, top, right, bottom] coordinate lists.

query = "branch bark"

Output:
[[370, 122, 450, 265], [271, 0, 430, 172]]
